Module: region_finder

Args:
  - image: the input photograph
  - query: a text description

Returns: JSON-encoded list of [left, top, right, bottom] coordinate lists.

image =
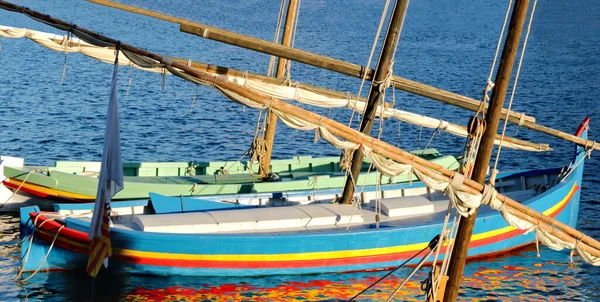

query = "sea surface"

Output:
[[0, 0, 599, 301]]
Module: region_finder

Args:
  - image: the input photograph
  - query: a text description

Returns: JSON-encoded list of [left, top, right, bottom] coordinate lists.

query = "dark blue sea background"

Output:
[[1, 0, 599, 300]]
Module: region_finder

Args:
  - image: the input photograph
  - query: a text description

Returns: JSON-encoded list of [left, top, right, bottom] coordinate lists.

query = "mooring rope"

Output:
[[0, 170, 34, 210], [20, 225, 64, 282], [348, 235, 440, 301]]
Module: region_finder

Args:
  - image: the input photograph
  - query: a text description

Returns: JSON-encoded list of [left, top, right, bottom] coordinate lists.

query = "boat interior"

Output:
[[56, 168, 564, 235]]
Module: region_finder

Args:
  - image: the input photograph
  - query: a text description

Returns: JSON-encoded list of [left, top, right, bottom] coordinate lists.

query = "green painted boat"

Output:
[[2, 149, 458, 201]]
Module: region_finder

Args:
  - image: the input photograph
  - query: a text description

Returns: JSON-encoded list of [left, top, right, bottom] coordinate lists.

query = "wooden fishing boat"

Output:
[[1, 149, 457, 207], [3, 1, 600, 300], [17, 127, 587, 276]]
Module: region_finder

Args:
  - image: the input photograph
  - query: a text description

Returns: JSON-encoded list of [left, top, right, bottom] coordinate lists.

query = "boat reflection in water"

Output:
[[118, 250, 584, 301]]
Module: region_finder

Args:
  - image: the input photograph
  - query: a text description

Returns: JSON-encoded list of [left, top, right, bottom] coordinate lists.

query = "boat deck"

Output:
[[95, 188, 535, 235]]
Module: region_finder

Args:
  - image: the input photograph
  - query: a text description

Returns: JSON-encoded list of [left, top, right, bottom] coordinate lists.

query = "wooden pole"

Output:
[[260, 0, 300, 178], [4, 0, 600, 257], [86, 2, 539, 127], [444, 1, 530, 300], [85, 0, 600, 152], [340, 0, 409, 204]]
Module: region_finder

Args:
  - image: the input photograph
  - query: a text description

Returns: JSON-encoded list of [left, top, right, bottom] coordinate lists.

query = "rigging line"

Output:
[[125, 63, 134, 99], [348, 235, 439, 301], [418, 125, 422, 150], [385, 241, 437, 301], [285, 0, 301, 81], [189, 85, 199, 113], [0, 170, 34, 210], [267, 0, 287, 77], [60, 31, 70, 86], [491, 0, 539, 185], [21, 225, 64, 282], [420, 127, 440, 155], [347, 0, 392, 128], [478, 0, 513, 117], [427, 200, 459, 299]]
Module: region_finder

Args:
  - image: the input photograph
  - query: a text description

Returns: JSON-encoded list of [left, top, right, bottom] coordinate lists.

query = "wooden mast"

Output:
[[443, 0, 531, 300], [260, 0, 300, 178], [339, 0, 409, 205]]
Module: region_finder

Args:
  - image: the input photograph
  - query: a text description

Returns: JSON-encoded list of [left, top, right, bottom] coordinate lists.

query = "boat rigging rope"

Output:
[[347, 0, 392, 128], [284, 0, 302, 82], [15, 214, 58, 280], [267, 0, 286, 77], [490, 0, 539, 185], [424, 201, 458, 300], [460, 117, 486, 178], [20, 225, 64, 282], [60, 31, 72, 86], [348, 234, 440, 301], [125, 63, 134, 99], [0, 170, 34, 210], [478, 0, 513, 118], [189, 85, 199, 113], [385, 235, 440, 302]]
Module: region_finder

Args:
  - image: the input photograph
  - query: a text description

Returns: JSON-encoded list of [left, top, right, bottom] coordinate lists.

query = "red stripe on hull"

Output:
[[29, 185, 578, 270], [4, 180, 51, 198]]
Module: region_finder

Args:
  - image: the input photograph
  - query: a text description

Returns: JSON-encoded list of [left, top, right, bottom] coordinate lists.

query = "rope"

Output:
[[249, 137, 268, 175], [420, 126, 441, 155], [284, 0, 302, 81], [308, 176, 319, 203], [347, 0, 392, 128], [348, 235, 439, 301], [478, 0, 514, 118], [491, 0, 538, 181], [60, 31, 71, 86], [339, 149, 354, 172], [267, 0, 286, 77], [385, 236, 439, 302], [161, 67, 166, 92], [20, 225, 64, 282], [189, 85, 199, 113], [0, 170, 35, 210], [460, 117, 485, 179], [125, 64, 134, 99], [15, 214, 50, 280]]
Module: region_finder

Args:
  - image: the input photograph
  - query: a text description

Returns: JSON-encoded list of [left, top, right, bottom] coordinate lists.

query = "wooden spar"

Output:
[[0, 31, 551, 151], [444, 0, 530, 300], [86, 0, 600, 152], [4, 0, 600, 257], [86, 2, 533, 124], [340, 0, 409, 204], [172, 58, 363, 103], [260, 0, 300, 178]]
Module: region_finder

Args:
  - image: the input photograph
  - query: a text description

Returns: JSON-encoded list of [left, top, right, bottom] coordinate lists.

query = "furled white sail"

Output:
[[0, 25, 549, 152]]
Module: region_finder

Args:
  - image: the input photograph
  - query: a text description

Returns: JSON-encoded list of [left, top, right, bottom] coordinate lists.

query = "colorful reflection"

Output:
[[121, 252, 587, 301]]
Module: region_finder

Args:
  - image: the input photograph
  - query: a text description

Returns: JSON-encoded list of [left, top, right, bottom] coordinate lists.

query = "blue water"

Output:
[[0, 0, 599, 300]]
